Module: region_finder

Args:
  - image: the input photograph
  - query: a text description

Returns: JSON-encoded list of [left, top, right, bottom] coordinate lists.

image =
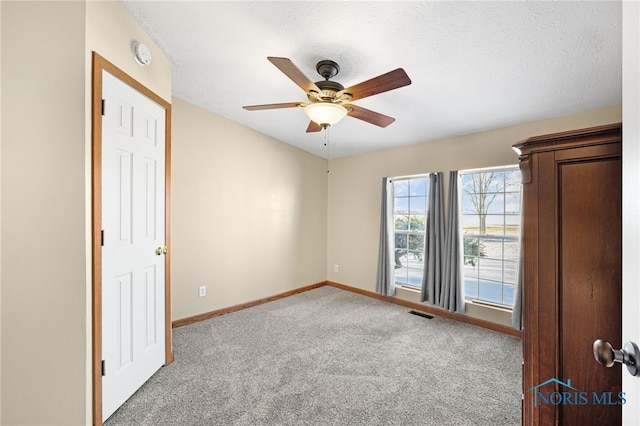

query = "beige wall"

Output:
[[171, 98, 328, 320], [326, 106, 622, 326], [1, 0, 171, 424], [1, 2, 87, 424]]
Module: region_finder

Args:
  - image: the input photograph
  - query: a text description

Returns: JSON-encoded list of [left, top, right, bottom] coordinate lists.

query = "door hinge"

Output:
[[101, 99, 105, 116], [101, 230, 104, 246], [101, 360, 106, 376]]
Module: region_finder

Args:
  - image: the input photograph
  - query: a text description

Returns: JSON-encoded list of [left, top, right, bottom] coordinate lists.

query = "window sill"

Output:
[[396, 286, 513, 313], [396, 284, 420, 293], [466, 298, 513, 313]]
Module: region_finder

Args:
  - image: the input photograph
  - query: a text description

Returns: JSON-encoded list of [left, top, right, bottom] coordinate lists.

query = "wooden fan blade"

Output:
[[346, 104, 396, 128], [268, 57, 322, 94], [242, 102, 302, 111], [306, 121, 322, 133], [340, 68, 411, 102]]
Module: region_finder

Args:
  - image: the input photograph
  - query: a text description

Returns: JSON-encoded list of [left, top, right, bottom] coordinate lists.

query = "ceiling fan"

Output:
[[243, 57, 412, 132]]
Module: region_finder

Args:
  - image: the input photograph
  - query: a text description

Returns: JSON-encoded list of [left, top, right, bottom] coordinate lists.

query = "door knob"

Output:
[[155, 246, 168, 255], [593, 339, 640, 376]]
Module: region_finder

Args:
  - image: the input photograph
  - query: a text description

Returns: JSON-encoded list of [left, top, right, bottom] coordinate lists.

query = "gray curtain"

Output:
[[421, 172, 444, 304], [376, 177, 396, 296], [511, 185, 524, 330], [440, 171, 465, 313]]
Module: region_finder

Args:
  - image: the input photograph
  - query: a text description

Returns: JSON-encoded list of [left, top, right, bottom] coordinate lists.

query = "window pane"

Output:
[[503, 261, 518, 284], [465, 278, 479, 298], [505, 170, 521, 191], [485, 215, 505, 234], [408, 234, 425, 251], [479, 280, 503, 305], [395, 197, 409, 214], [504, 241, 519, 262], [409, 216, 426, 231], [484, 172, 504, 193], [410, 196, 426, 214], [486, 194, 505, 214], [462, 194, 479, 214], [395, 249, 408, 270], [505, 193, 521, 214], [395, 234, 407, 250], [463, 215, 480, 234], [395, 265, 408, 284], [410, 177, 428, 196], [481, 237, 502, 259], [503, 285, 515, 306], [505, 215, 520, 236], [395, 215, 409, 230], [394, 180, 408, 196], [462, 174, 478, 193], [464, 237, 480, 256], [407, 268, 423, 287], [479, 257, 503, 283], [407, 251, 424, 266], [464, 258, 479, 276]]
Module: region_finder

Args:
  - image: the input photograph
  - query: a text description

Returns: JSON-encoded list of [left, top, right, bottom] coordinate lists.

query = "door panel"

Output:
[[102, 70, 166, 421], [560, 158, 622, 424]]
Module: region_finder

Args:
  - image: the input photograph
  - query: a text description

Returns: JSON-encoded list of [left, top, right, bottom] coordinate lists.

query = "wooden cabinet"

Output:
[[514, 123, 622, 425]]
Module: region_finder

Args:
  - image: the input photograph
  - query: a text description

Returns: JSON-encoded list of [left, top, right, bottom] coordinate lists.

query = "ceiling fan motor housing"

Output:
[[309, 80, 347, 103], [316, 59, 340, 80]]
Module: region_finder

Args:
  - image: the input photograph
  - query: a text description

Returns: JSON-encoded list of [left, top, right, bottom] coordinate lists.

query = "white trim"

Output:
[[388, 172, 433, 181], [459, 164, 519, 175]]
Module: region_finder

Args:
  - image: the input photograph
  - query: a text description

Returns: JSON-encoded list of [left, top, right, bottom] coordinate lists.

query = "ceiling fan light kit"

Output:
[[243, 57, 411, 133], [304, 103, 348, 127]]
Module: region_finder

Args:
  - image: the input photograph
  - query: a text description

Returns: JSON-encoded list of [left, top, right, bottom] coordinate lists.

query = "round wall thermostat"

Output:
[[132, 41, 152, 66]]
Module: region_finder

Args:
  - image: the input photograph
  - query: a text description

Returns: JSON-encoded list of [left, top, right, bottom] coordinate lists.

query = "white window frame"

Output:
[[391, 174, 431, 289], [460, 165, 521, 309]]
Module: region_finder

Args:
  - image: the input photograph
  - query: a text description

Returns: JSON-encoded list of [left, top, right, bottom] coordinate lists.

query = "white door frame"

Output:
[[91, 52, 173, 425], [623, 3, 640, 423]]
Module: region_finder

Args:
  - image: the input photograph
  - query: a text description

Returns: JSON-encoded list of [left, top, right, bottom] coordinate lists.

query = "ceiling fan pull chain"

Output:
[[325, 127, 331, 173]]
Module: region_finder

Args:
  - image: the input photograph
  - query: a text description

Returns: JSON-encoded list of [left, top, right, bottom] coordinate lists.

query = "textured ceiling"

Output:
[[122, 1, 622, 159]]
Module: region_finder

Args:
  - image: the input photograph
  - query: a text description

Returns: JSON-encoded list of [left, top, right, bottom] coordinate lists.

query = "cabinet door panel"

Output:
[[559, 157, 622, 424]]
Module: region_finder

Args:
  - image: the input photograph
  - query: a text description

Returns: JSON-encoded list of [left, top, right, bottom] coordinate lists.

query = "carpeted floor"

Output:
[[105, 286, 522, 425]]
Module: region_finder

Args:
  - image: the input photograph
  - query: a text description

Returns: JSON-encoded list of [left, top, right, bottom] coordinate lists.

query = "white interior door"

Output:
[[101, 70, 166, 421]]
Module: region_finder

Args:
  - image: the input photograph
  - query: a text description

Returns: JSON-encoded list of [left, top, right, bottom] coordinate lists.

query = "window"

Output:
[[461, 166, 521, 308], [393, 176, 429, 288]]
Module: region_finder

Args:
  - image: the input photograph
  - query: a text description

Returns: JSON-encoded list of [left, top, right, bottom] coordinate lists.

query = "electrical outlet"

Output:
[[334, 264, 339, 272], [199, 286, 206, 297]]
